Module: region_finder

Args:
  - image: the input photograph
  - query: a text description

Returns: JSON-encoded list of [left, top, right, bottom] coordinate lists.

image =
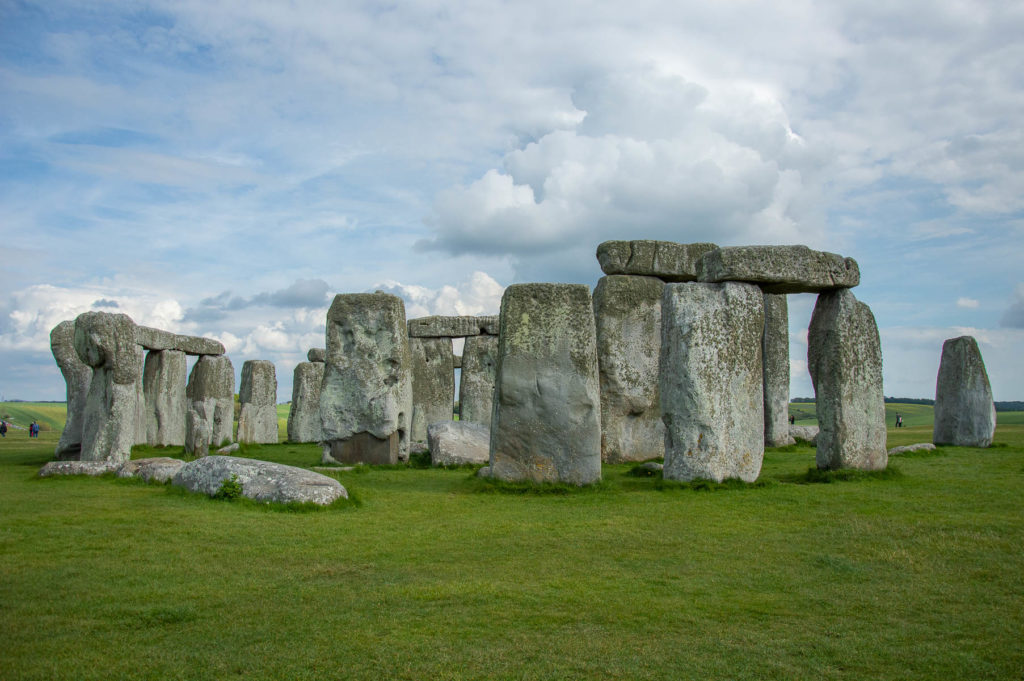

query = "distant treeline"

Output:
[[793, 397, 1024, 412]]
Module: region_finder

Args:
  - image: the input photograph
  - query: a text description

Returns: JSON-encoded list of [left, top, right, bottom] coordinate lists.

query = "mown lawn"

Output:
[[1, 413, 1022, 680]]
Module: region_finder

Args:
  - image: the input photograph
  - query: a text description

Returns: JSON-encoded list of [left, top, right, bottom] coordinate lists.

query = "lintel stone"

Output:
[[698, 245, 860, 293]]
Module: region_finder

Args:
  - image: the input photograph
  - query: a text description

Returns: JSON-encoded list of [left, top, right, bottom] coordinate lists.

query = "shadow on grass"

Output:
[[467, 475, 616, 495], [780, 465, 904, 484]]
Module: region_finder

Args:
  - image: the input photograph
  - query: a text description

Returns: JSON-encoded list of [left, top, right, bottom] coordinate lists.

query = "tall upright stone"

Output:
[[593, 275, 666, 463], [762, 293, 794, 447], [143, 349, 187, 446], [808, 289, 886, 470], [237, 360, 278, 444], [458, 334, 499, 425], [488, 284, 602, 485], [660, 282, 765, 482], [73, 312, 143, 464], [287, 361, 324, 443], [185, 355, 235, 456], [409, 337, 455, 443], [320, 293, 412, 465], [50, 321, 92, 460], [933, 336, 996, 447]]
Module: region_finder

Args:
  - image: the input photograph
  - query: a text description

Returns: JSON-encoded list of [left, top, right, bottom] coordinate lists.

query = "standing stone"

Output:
[[409, 337, 455, 443], [488, 284, 602, 485], [134, 363, 147, 446], [73, 312, 143, 464], [50, 321, 92, 460], [458, 334, 499, 425], [237, 360, 278, 444], [185, 355, 235, 456], [933, 336, 996, 447], [593, 275, 666, 463], [762, 293, 795, 447], [143, 349, 187, 446], [320, 293, 412, 465], [660, 282, 765, 483], [287, 361, 324, 443], [808, 289, 886, 470]]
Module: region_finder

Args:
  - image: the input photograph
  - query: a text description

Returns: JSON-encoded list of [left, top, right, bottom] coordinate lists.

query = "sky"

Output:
[[1, 0, 1022, 403]]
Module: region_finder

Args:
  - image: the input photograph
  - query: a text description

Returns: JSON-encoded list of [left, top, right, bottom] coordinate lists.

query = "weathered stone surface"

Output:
[[172, 455, 347, 505], [185, 355, 235, 456], [74, 312, 144, 464], [217, 442, 240, 454], [660, 282, 765, 483], [143, 350, 187, 446], [410, 337, 455, 442], [593, 275, 666, 463], [428, 421, 490, 466], [135, 326, 225, 356], [888, 443, 936, 456], [762, 293, 795, 447], [116, 457, 184, 483], [38, 460, 117, 477], [320, 293, 412, 464], [489, 284, 602, 485], [790, 425, 819, 443], [933, 336, 996, 447], [808, 289, 887, 470], [287, 361, 324, 443], [596, 241, 718, 281], [634, 461, 664, 476], [458, 335, 499, 425], [453, 354, 462, 369], [237, 360, 278, 444], [407, 315, 500, 338], [699, 245, 860, 293], [307, 348, 326, 363], [50, 321, 92, 460]]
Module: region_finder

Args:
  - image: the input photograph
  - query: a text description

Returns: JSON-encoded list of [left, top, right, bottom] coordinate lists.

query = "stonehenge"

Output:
[[459, 334, 498, 425], [143, 349, 187, 446], [237, 360, 278, 444], [933, 336, 996, 447], [762, 293, 794, 447], [185, 354, 235, 456], [409, 336, 455, 443], [287, 360, 324, 443], [50, 321, 92, 459]]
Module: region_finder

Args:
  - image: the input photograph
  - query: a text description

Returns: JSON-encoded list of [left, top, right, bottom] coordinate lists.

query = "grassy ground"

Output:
[[0, 402, 67, 434], [789, 402, 937, 428]]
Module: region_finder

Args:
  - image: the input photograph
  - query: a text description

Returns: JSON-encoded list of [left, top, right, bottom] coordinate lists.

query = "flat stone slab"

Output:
[[428, 421, 490, 466], [407, 316, 499, 338], [217, 442, 240, 454], [597, 241, 717, 281], [307, 348, 326, 363], [116, 457, 185, 483], [135, 326, 225, 356], [172, 456, 347, 505], [887, 443, 937, 456], [38, 461, 117, 477], [698, 245, 860, 293], [789, 425, 819, 443]]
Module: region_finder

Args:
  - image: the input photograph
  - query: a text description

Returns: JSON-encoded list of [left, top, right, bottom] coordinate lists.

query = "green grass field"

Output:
[[2, 403, 1022, 680]]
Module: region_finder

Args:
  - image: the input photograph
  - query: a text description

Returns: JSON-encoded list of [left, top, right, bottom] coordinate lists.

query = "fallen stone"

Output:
[[428, 421, 490, 466], [143, 349, 187, 446], [287, 361, 324, 443], [887, 443, 937, 456], [185, 355, 235, 456], [698, 245, 860, 294], [634, 461, 664, 475], [489, 283, 602, 485], [476, 466, 491, 478], [762, 293, 795, 447], [217, 442, 240, 454], [307, 348, 326, 363], [407, 315, 500, 338], [237, 360, 278, 444], [660, 282, 765, 483], [116, 457, 185, 483], [458, 334, 499, 426], [50, 320, 92, 460], [313, 465, 357, 473], [789, 425, 819, 444], [596, 240, 718, 281], [38, 460, 117, 477], [593, 275, 666, 463], [409, 337, 455, 443], [808, 289, 886, 470], [172, 456, 347, 505], [135, 325, 225, 356], [933, 336, 997, 448]]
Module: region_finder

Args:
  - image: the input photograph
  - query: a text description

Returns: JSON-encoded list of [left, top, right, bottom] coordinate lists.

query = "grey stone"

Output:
[[184, 355, 235, 456], [172, 455, 347, 505], [596, 240, 718, 281], [453, 354, 462, 369], [407, 315, 500, 338], [39, 460, 117, 477], [458, 334, 499, 426], [217, 442, 240, 454], [143, 350, 187, 446], [287, 361, 324, 443], [116, 457, 184, 483], [320, 293, 412, 465], [660, 282, 765, 483], [489, 283, 602, 485], [428, 421, 490, 466], [634, 461, 664, 476], [476, 466, 491, 478], [135, 326, 225, 356], [307, 348, 326, 363], [410, 337, 455, 443], [888, 443, 937, 456], [698, 245, 860, 294], [808, 289, 887, 470], [237, 360, 278, 444], [50, 321, 92, 460], [933, 336, 997, 447], [762, 293, 795, 447], [74, 312, 144, 464], [789, 425, 819, 444], [593, 275, 666, 463]]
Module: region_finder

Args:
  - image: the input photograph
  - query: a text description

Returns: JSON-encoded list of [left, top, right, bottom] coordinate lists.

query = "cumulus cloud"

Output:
[[373, 271, 505, 320], [1000, 284, 1024, 328], [183, 279, 331, 323]]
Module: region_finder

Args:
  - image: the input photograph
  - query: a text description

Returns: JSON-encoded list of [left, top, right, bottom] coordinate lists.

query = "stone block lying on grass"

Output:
[[172, 456, 347, 505], [789, 425, 819, 444], [116, 457, 184, 483], [38, 461, 117, 477], [887, 443, 936, 456], [428, 421, 490, 466]]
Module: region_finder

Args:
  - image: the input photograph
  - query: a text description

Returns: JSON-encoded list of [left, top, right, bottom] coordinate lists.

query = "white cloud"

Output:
[[374, 271, 505, 320], [957, 297, 980, 309]]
